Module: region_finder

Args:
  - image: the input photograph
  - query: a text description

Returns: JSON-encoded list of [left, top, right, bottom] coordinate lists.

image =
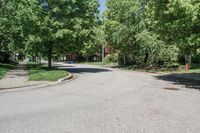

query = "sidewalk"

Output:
[[0, 62, 50, 89]]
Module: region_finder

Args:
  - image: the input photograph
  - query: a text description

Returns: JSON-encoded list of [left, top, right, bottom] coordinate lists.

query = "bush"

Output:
[[192, 48, 200, 64], [104, 53, 118, 64], [159, 45, 179, 67]]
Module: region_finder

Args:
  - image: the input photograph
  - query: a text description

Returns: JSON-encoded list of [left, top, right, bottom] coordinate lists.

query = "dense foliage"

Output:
[[1, 0, 200, 68], [104, 0, 200, 66], [0, 0, 99, 67]]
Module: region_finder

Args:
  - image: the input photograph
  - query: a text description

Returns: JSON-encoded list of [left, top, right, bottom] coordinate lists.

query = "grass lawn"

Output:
[[0, 63, 17, 79], [119, 65, 200, 74], [27, 63, 69, 81]]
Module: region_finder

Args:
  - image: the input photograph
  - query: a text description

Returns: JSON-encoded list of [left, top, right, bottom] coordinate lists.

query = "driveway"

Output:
[[0, 63, 200, 133]]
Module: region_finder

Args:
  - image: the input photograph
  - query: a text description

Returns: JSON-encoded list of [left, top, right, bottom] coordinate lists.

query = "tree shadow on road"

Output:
[[52, 64, 75, 68], [57, 67, 112, 74], [52, 62, 112, 73], [155, 73, 200, 91]]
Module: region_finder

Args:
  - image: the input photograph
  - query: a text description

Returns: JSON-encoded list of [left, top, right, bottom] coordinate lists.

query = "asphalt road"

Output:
[[0, 63, 200, 133]]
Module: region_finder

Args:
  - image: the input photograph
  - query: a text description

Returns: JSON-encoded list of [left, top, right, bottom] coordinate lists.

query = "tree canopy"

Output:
[[103, 0, 200, 66], [1, 0, 99, 67], [1, 0, 200, 67]]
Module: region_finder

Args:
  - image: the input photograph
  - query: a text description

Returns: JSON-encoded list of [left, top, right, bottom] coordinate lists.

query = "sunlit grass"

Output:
[[27, 63, 69, 81], [0, 63, 16, 79], [120, 65, 200, 74]]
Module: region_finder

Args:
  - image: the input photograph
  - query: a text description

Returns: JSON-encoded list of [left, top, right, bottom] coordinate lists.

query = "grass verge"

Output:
[[78, 61, 200, 74], [27, 63, 69, 81], [118, 65, 200, 74], [0, 63, 17, 79]]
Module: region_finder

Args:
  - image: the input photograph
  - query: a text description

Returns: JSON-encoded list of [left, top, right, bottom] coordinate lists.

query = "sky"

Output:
[[99, 0, 106, 12]]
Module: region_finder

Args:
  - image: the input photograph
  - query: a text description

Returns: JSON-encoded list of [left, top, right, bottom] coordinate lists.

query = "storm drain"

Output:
[[164, 87, 180, 91]]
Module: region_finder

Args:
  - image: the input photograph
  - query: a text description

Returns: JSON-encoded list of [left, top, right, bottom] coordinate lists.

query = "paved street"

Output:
[[0, 63, 200, 133]]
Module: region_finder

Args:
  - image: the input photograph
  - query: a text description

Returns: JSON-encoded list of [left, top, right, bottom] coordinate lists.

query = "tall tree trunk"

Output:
[[189, 54, 191, 66], [66, 55, 68, 61], [32, 55, 36, 62], [144, 52, 149, 64], [123, 53, 126, 65], [48, 45, 53, 68], [86, 56, 89, 62], [185, 54, 192, 66]]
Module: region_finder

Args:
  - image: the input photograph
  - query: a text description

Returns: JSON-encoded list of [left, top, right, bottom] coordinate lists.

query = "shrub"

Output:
[[104, 53, 118, 64]]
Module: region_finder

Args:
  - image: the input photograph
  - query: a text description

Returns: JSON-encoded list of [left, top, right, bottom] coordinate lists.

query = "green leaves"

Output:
[[104, 0, 194, 65], [151, 0, 200, 59], [0, 0, 99, 65], [105, 0, 158, 65]]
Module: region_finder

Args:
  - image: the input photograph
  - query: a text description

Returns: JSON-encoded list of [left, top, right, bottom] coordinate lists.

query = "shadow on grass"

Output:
[[27, 63, 64, 75], [155, 73, 200, 90], [27, 63, 70, 81], [0, 62, 18, 79], [0, 63, 17, 69]]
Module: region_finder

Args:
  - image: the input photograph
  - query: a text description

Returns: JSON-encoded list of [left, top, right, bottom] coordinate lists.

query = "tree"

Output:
[[150, 0, 200, 65], [81, 26, 106, 61], [13, 0, 99, 68], [103, 0, 200, 66], [104, 0, 167, 65], [0, 0, 17, 62], [104, 0, 141, 65]]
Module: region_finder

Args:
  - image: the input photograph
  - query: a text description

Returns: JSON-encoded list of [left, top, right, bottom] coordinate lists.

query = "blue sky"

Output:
[[99, 0, 106, 12]]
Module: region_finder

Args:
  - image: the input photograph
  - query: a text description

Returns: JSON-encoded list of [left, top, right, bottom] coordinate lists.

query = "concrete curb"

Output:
[[58, 73, 73, 82]]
